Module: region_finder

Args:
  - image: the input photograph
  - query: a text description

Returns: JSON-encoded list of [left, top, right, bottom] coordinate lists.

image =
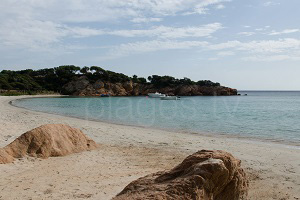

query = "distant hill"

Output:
[[0, 65, 237, 96]]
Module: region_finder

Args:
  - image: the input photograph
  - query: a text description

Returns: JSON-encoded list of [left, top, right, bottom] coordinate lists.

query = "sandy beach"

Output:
[[0, 95, 299, 200]]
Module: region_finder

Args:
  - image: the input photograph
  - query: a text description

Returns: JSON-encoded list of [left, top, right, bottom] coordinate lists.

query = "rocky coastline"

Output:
[[63, 76, 237, 96]]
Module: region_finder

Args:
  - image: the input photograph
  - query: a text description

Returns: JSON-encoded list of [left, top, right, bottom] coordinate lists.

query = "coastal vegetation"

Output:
[[0, 65, 235, 96]]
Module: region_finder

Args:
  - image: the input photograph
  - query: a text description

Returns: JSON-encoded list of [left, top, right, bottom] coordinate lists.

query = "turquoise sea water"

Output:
[[13, 91, 300, 146]]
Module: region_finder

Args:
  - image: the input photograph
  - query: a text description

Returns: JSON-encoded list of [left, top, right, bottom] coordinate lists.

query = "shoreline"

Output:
[[0, 95, 299, 200], [11, 96, 300, 149]]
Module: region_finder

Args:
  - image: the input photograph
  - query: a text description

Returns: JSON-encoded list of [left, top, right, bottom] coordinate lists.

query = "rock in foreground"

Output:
[[114, 150, 248, 200], [0, 149, 14, 164], [0, 124, 98, 164]]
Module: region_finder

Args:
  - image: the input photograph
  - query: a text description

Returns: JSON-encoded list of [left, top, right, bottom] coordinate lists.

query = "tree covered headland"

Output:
[[0, 65, 221, 93]]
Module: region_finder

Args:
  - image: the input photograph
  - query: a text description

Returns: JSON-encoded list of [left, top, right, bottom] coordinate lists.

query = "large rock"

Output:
[[176, 85, 193, 96], [0, 149, 14, 164], [93, 80, 105, 89], [159, 87, 175, 96], [63, 76, 90, 94], [123, 81, 134, 92], [0, 124, 98, 164], [112, 83, 127, 96], [132, 83, 141, 96], [78, 85, 96, 96], [95, 88, 108, 95], [114, 150, 248, 200]]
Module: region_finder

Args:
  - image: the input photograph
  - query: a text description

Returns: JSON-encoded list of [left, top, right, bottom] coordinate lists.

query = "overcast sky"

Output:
[[0, 0, 299, 90]]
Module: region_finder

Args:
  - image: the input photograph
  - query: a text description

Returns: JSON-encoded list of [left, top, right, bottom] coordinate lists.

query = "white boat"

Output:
[[160, 96, 179, 100], [148, 92, 166, 98]]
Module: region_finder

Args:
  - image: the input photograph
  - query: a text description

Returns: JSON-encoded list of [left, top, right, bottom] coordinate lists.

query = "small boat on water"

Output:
[[100, 94, 110, 97], [148, 92, 166, 98], [160, 95, 179, 100]]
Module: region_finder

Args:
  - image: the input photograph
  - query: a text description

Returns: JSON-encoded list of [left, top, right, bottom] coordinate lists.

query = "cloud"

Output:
[[102, 38, 300, 61], [0, 21, 223, 51], [2, 0, 298, 64], [215, 4, 225, 9], [194, 0, 231, 13], [263, 1, 280, 6], [103, 40, 209, 59], [0, 18, 108, 50], [183, 0, 230, 15], [131, 17, 162, 23], [0, 0, 229, 51], [108, 23, 223, 38], [217, 51, 235, 56], [208, 57, 219, 60], [0, 19, 66, 50], [209, 38, 300, 53], [213, 38, 300, 62], [243, 54, 300, 62], [238, 32, 255, 36], [0, 0, 231, 23], [209, 38, 300, 62], [269, 29, 300, 35], [66, 27, 105, 38], [255, 26, 270, 32]]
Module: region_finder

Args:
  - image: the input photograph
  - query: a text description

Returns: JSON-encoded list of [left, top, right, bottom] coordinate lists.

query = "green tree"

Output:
[[132, 75, 138, 82], [137, 77, 147, 84], [0, 74, 12, 90], [90, 66, 105, 74], [80, 66, 90, 75]]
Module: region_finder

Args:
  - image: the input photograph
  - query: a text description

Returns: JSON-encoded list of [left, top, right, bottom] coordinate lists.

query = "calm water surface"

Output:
[[13, 91, 300, 146]]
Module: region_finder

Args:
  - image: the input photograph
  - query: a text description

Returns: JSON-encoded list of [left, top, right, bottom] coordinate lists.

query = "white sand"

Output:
[[0, 95, 299, 200]]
